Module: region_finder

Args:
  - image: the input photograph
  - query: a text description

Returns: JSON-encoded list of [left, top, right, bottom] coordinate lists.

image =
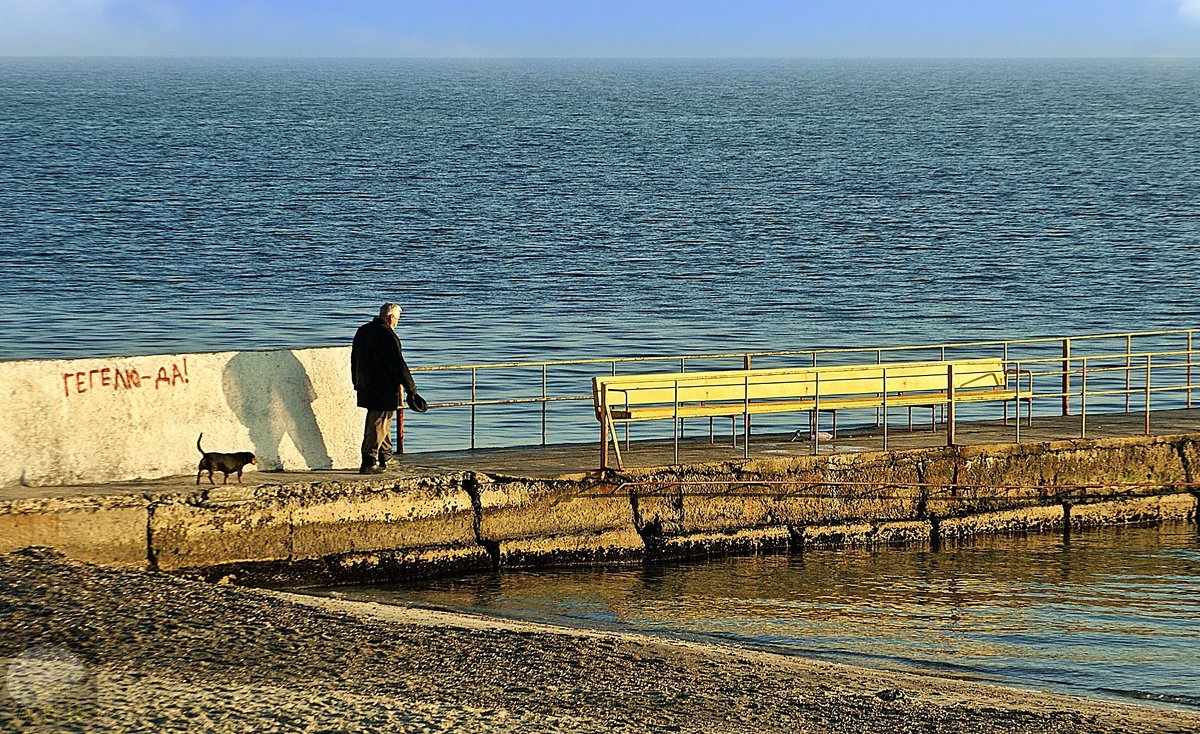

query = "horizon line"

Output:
[[3, 54, 1199, 61]]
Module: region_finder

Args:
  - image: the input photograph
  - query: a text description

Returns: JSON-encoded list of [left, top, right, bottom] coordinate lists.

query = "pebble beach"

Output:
[[2, 548, 1198, 734]]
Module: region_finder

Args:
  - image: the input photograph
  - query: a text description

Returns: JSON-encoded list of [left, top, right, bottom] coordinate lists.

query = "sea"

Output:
[[2, 57, 1199, 367], [4, 57, 1200, 708], [311, 522, 1200, 710]]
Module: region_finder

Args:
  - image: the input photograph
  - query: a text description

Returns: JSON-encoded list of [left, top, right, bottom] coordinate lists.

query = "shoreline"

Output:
[[282, 589, 1198, 714], [3, 548, 1198, 733]]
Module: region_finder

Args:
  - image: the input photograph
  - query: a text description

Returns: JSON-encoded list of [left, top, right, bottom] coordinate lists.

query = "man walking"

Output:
[[351, 303, 428, 474]]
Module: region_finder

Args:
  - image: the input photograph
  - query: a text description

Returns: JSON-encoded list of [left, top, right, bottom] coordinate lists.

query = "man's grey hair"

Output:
[[379, 303, 402, 320]]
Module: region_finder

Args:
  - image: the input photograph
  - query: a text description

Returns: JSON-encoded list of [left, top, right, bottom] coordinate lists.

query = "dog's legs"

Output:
[[208, 471, 216, 486], [196, 470, 202, 485]]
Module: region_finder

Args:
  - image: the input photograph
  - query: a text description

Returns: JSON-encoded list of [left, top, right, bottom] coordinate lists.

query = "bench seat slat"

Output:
[[611, 387, 1030, 422], [595, 358, 1010, 411]]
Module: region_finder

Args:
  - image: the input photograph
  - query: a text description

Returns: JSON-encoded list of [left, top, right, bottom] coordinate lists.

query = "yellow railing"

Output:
[[400, 328, 1198, 453]]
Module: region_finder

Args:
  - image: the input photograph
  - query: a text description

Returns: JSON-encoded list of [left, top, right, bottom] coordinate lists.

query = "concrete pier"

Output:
[[2, 409, 1198, 587]]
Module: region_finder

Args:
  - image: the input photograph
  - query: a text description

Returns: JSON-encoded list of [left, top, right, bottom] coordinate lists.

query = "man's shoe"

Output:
[[358, 462, 377, 475]]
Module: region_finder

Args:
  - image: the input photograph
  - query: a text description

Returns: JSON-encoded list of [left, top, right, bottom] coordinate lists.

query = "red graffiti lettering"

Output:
[[61, 361, 192, 396]]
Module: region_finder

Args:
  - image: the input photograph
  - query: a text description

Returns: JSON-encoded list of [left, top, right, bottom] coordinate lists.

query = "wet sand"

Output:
[[1, 548, 1197, 733]]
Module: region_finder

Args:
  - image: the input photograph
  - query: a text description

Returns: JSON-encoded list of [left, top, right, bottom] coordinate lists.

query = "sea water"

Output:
[[309, 522, 1200, 709], [2, 58, 1199, 366]]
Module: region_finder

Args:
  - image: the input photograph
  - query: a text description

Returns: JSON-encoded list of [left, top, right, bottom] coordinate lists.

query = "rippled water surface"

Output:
[[2, 58, 1199, 365], [310, 523, 1200, 709], [4, 59, 1200, 450]]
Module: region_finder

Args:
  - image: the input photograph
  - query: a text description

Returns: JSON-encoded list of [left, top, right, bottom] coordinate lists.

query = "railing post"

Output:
[[1080, 357, 1087, 438], [600, 384, 609, 471], [882, 369, 889, 450], [471, 367, 477, 450], [946, 364, 956, 446], [1189, 331, 1194, 410], [1061, 338, 1071, 417], [812, 372, 821, 455], [397, 398, 405, 455], [939, 346, 947, 425], [1145, 354, 1152, 436], [679, 358, 687, 440], [742, 374, 750, 459], [876, 349, 883, 427], [673, 380, 680, 466], [541, 364, 547, 446], [1014, 361, 1021, 444], [743, 354, 751, 438], [1125, 334, 1132, 413]]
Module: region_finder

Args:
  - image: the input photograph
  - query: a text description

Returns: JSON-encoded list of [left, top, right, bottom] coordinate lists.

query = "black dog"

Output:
[[196, 434, 257, 486]]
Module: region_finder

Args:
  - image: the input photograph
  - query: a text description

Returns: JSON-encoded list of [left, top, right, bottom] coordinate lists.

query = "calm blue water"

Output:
[[2, 58, 1199, 367], [308, 522, 1200, 710]]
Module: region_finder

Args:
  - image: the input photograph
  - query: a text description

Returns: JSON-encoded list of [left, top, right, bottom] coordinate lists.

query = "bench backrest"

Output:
[[593, 358, 1007, 413]]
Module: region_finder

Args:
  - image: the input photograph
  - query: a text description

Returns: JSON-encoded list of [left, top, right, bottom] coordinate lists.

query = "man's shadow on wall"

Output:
[[223, 351, 333, 471]]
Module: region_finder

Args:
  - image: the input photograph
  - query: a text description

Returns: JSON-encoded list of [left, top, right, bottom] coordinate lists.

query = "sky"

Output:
[[1, 0, 1199, 58]]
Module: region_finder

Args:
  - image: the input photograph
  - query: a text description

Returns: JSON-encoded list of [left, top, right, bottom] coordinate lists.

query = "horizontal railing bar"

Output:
[[428, 394, 592, 409], [409, 329, 1196, 374]]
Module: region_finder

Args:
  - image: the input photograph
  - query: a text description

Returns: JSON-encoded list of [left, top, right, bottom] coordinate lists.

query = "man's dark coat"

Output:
[[351, 317, 417, 411]]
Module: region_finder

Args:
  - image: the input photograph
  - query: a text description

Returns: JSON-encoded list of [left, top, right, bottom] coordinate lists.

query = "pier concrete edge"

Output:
[[2, 433, 1198, 587]]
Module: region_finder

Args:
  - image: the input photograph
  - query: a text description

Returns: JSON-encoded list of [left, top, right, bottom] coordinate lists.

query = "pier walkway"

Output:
[[7, 408, 1199, 502]]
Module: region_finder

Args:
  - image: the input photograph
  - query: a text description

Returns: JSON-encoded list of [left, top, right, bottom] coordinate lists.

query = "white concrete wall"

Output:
[[0, 346, 362, 488]]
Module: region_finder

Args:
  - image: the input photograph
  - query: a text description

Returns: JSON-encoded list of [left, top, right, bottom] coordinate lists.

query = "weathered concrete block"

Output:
[[1071, 493, 1197, 528], [149, 488, 293, 571], [956, 437, 1187, 490], [798, 522, 877, 548], [0, 495, 148, 568], [652, 526, 791, 559], [327, 546, 491, 579], [477, 475, 643, 565], [290, 476, 476, 559], [496, 528, 645, 567], [939, 504, 1063, 538]]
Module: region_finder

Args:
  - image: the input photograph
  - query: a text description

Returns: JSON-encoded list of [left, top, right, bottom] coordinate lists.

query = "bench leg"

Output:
[[609, 416, 625, 470], [600, 418, 608, 471]]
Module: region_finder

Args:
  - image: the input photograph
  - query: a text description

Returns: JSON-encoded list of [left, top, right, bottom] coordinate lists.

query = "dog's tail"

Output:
[[197, 433, 205, 455]]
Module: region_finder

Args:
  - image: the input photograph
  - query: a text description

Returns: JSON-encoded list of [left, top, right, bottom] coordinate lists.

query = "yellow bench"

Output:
[[592, 358, 1032, 470]]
